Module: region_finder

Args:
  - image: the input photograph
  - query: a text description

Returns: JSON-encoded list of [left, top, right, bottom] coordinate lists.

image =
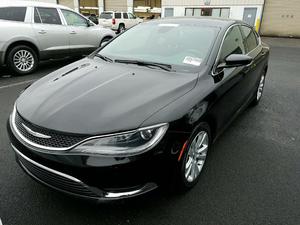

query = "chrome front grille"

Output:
[[14, 111, 89, 149], [14, 146, 99, 198]]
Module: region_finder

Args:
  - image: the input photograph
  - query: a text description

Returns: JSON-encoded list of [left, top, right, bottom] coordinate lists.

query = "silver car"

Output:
[[0, 1, 116, 75]]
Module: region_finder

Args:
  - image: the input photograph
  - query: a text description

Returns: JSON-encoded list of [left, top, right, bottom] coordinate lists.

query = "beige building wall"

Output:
[[19, 0, 57, 3], [260, 0, 300, 37], [105, 0, 128, 11], [58, 0, 75, 9]]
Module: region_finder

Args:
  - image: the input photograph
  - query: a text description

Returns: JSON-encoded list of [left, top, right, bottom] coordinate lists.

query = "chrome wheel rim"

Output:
[[257, 75, 265, 100], [13, 50, 34, 72], [185, 131, 209, 183]]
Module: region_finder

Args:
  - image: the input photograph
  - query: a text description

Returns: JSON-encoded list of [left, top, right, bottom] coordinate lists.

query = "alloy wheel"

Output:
[[185, 131, 209, 183], [13, 50, 35, 72]]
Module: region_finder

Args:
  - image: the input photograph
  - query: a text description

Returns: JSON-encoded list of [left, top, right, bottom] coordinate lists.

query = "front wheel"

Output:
[[7, 45, 38, 75], [173, 123, 211, 190]]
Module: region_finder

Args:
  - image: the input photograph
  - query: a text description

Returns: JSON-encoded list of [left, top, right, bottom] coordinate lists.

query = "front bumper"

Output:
[[7, 119, 172, 201], [12, 144, 157, 201]]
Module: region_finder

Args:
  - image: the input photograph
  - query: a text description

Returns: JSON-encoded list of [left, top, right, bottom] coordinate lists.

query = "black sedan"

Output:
[[7, 18, 269, 201]]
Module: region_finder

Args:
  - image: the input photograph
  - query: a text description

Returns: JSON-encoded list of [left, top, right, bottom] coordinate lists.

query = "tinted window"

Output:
[[100, 12, 112, 19], [123, 13, 128, 19], [36, 7, 61, 25], [115, 12, 121, 19], [0, 7, 26, 22], [240, 26, 258, 52], [61, 9, 87, 26], [219, 26, 245, 62]]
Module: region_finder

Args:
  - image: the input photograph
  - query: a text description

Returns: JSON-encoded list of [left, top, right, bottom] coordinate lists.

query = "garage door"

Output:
[[58, 0, 75, 9], [260, 0, 300, 37], [105, 0, 127, 11]]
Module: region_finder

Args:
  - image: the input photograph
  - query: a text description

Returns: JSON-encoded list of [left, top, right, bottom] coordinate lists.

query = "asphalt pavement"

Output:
[[0, 38, 300, 225]]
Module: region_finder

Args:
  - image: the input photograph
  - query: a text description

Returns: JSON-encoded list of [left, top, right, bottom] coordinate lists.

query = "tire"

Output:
[[100, 36, 112, 47], [250, 71, 266, 107], [172, 122, 211, 191], [7, 45, 38, 75], [118, 24, 125, 33]]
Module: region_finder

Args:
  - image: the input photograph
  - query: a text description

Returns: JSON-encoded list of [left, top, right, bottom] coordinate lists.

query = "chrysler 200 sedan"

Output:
[[7, 18, 269, 201]]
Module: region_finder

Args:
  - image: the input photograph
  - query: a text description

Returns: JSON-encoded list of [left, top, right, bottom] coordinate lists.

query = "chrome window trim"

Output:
[[10, 105, 168, 153], [211, 23, 261, 76]]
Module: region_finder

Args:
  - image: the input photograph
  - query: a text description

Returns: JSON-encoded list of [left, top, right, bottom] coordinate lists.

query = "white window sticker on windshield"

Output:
[[183, 56, 202, 66]]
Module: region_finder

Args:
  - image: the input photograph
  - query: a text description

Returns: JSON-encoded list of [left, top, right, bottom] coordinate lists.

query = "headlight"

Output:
[[72, 123, 169, 156]]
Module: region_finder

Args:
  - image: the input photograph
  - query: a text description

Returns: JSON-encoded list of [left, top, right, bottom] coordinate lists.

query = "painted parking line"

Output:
[[0, 79, 37, 90]]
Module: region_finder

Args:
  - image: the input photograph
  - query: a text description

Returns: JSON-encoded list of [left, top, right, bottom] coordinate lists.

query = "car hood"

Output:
[[16, 58, 198, 134]]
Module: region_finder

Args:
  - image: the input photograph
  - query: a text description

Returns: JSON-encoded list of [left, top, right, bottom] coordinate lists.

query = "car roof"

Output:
[[151, 17, 245, 29], [0, 0, 70, 10]]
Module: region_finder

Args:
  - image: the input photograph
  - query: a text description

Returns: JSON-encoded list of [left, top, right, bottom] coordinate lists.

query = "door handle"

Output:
[[38, 30, 47, 34], [70, 31, 77, 34]]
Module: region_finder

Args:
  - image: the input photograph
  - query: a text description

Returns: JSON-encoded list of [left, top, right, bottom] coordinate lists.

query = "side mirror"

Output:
[[217, 54, 252, 70], [87, 20, 94, 27]]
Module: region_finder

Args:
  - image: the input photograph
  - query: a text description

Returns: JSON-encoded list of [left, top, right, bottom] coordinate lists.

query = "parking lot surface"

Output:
[[0, 38, 300, 225]]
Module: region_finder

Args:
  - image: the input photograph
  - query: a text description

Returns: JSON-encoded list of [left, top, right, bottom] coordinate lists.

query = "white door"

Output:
[[122, 12, 132, 28], [60, 9, 100, 55], [128, 13, 139, 27], [32, 7, 69, 59]]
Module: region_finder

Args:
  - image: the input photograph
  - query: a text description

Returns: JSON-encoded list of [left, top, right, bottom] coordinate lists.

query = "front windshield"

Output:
[[98, 22, 219, 72]]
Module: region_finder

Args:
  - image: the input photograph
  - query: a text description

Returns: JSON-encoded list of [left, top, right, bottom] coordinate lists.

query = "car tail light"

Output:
[[112, 18, 116, 25]]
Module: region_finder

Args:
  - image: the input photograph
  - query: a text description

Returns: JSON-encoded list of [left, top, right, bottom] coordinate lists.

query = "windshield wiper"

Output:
[[115, 59, 173, 72], [95, 54, 113, 62]]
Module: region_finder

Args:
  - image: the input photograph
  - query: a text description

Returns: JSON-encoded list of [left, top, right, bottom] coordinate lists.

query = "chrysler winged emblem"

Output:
[[22, 123, 51, 139]]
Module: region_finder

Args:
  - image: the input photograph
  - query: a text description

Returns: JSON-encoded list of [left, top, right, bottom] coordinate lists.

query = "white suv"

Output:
[[0, 1, 116, 75], [99, 11, 143, 33]]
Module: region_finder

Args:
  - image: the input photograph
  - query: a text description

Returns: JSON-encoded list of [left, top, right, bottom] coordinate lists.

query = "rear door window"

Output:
[[115, 12, 121, 19], [35, 7, 62, 25], [0, 7, 27, 22], [240, 25, 258, 53], [123, 13, 128, 19]]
